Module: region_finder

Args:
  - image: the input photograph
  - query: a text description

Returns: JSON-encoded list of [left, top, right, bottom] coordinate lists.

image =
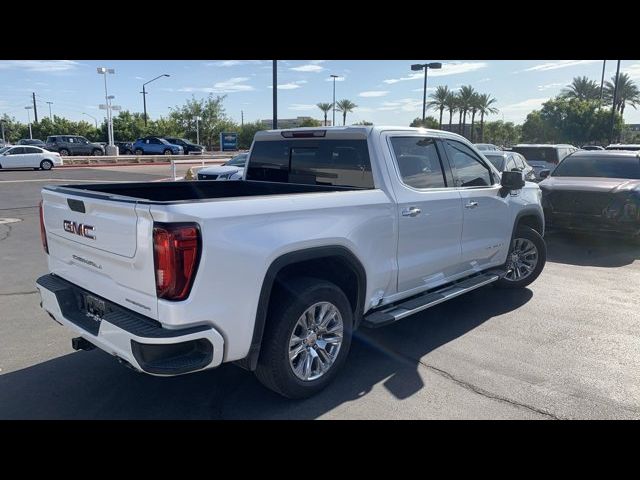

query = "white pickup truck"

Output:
[[36, 126, 546, 398]]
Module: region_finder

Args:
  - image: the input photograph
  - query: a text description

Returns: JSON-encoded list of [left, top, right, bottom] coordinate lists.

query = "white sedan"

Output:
[[0, 145, 63, 170], [197, 153, 247, 181]]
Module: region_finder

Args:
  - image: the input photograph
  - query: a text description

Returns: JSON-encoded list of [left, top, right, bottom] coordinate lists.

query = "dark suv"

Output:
[[163, 137, 205, 155], [45, 135, 105, 156]]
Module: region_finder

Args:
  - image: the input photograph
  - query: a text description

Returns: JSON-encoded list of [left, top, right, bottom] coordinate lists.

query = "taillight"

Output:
[[39, 200, 49, 254], [153, 223, 201, 301]]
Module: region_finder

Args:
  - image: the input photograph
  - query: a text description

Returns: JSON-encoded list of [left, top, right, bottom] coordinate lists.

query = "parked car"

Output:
[[482, 151, 536, 181], [18, 138, 46, 147], [114, 141, 134, 155], [539, 150, 640, 240], [605, 144, 640, 151], [581, 145, 605, 151], [511, 144, 578, 180], [197, 153, 248, 180], [474, 143, 501, 152], [0, 145, 62, 170], [36, 126, 546, 398], [132, 137, 183, 155], [163, 137, 206, 155], [45, 135, 105, 156]]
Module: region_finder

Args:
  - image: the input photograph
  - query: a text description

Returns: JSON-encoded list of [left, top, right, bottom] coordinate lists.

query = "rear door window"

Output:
[[24, 147, 41, 154], [389, 137, 447, 188]]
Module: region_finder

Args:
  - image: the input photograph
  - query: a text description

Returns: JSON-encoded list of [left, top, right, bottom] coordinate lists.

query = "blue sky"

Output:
[[1, 60, 639, 126]]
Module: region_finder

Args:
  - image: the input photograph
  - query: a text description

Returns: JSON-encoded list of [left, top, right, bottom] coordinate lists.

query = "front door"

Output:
[[384, 134, 465, 296], [4, 147, 26, 168], [443, 139, 512, 273]]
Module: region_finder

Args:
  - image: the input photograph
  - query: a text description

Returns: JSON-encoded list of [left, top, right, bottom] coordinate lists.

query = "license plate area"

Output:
[[82, 294, 111, 323]]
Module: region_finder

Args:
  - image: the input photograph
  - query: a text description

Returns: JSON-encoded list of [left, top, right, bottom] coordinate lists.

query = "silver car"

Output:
[[482, 150, 537, 182], [197, 153, 248, 181]]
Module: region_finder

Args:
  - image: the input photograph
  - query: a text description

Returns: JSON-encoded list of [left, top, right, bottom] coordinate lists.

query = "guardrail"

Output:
[[58, 152, 244, 166]]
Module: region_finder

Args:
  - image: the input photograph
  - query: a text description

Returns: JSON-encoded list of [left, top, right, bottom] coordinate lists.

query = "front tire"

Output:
[[495, 225, 546, 289], [255, 277, 353, 399], [40, 159, 53, 171], [163, 149, 173, 155], [92, 149, 103, 156], [134, 148, 144, 156]]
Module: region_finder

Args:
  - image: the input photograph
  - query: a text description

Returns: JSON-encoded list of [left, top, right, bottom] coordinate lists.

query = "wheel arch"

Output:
[[513, 208, 544, 238], [238, 245, 367, 371]]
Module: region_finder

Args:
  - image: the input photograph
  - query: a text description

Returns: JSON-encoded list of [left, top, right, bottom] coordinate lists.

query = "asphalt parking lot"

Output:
[[0, 165, 639, 419]]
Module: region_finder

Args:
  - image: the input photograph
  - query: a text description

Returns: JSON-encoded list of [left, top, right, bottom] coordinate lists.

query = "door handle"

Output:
[[465, 201, 479, 209], [402, 207, 422, 217]]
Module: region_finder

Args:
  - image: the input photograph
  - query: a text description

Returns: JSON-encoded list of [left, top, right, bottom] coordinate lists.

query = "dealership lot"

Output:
[[0, 166, 639, 419]]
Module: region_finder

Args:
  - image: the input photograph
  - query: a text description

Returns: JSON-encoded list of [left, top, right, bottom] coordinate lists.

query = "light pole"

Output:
[[330, 75, 339, 127], [82, 112, 98, 129], [97, 67, 116, 153], [272, 60, 277, 129], [599, 60, 607, 108], [610, 60, 621, 145], [142, 74, 170, 127], [25, 106, 33, 139], [46, 101, 53, 121], [411, 62, 442, 122], [195, 116, 201, 145]]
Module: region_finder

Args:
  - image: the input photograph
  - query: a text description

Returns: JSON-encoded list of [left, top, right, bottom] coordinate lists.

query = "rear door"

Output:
[[384, 133, 465, 294], [443, 139, 512, 272], [23, 146, 43, 167]]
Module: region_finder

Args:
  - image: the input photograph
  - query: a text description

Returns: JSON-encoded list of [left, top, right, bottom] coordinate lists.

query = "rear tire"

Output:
[[92, 149, 103, 156], [255, 277, 353, 399], [59, 149, 70, 156], [495, 225, 546, 289], [40, 159, 53, 171], [134, 148, 144, 156]]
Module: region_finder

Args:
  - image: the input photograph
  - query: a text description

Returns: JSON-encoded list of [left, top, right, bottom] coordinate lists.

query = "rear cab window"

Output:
[[246, 139, 374, 188]]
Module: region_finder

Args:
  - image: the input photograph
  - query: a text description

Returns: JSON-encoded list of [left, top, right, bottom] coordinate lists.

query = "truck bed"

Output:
[[44, 180, 361, 204]]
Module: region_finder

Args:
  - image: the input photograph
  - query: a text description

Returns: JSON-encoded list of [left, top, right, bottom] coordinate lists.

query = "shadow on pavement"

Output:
[[545, 230, 640, 268], [0, 286, 532, 419]]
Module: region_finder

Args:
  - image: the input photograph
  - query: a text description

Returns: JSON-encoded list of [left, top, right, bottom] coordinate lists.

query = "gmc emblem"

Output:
[[63, 220, 95, 240]]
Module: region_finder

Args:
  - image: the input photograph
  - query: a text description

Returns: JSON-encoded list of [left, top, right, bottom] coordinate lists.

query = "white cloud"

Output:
[[310, 60, 326, 64], [288, 104, 317, 111], [622, 62, 640, 81], [290, 64, 325, 73], [325, 76, 346, 82], [501, 97, 548, 112], [537, 82, 566, 91], [521, 60, 599, 72], [205, 60, 264, 67], [179, 77, 254, 94], [411, 87, 436, 92], [269, 80, 307, 90], [134, 76, 145, 81], [359, 91, 389, 98], [383, 62, 488, 84], [377, 98, 423, 112], [478, 78, 491, 83], [0, 60, 79, 72]]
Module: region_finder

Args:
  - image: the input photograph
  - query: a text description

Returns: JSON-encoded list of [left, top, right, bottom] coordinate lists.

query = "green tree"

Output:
[[111, 111, 148, 141], [335, 99, 357, 126], [168, 94, 230, 148], [353, 120, 373, 125], [316, 103, 333, 126], [482, 120, 521, 147], [237, 121, 264, 149], [604, 73, 640, 123], [457, 85, 476, 138], [444, 92, 458, 131], [427, 85, 450, 129], [561, 76, 601, 102], [0, 114, 25, 143], [469, 93, 481, 142], [477, 93, 498, 142], [298, 118, 322, 127], [409, 116, 439, 128]]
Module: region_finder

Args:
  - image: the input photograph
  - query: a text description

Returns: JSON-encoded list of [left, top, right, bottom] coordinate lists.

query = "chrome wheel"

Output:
[[288, 301, 344, 381], [504, 237, 538, 282]]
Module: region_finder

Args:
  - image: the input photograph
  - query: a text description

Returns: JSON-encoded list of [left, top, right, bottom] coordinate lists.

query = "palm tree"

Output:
[[604, 73, 640, 122], [427, 86, 450, 129], [335, 99, 357, 126], [469, 93, 481, 142], [316, 102, 333, 126], [444, 92, 457, 131], [561, 76, 600, 102], [477, 93, 498, 142], [458, 85, 476, 138]]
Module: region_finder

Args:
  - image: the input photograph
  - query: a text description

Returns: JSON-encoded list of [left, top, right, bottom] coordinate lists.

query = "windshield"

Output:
[[552, 155, 640, 179], [512, 147, 559, 163], [226, 154, 248, 167], [475, 144, 497, 151], [0, 146, 10, 154], [483, 154, 506, 171]]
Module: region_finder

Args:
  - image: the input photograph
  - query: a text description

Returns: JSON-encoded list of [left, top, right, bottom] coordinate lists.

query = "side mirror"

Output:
[[539, 169, 550, 179], [500, 170, 525, 194]]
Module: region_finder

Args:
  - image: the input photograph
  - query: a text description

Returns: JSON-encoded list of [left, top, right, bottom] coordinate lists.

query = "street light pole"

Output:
[[330, 75, 339, 126], [599, 60, 607, 108], [196, 116, 201, 145], [272, 60, 278, 129], [82, 112, 98, 129], [46, 101, 53, 121], [25, 106, 33, 139], [411, 62, 442, 124], [141, 74, 170, 127], [97, 67, 115, 148]]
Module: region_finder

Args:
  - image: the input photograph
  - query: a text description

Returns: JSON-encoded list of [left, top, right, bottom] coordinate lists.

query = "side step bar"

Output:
[[362, 273, 500, 328]]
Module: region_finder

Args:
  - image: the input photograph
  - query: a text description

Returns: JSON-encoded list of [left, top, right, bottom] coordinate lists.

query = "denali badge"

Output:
[[63, 220, 95, 239]]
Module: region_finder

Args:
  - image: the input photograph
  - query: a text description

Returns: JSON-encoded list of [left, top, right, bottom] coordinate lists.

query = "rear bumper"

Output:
[[35, 274, 224, 376]]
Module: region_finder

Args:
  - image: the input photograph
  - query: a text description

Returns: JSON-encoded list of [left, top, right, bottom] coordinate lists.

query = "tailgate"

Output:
[[41, 188, 159, 319]]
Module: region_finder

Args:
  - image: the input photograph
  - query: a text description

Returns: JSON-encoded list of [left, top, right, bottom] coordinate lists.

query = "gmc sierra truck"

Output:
[[36, 126, 546, 398]]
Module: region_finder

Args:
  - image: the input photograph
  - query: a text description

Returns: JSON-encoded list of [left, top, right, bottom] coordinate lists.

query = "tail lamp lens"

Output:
[[39, 200, 49, 254], [153, 223, 201, 301]]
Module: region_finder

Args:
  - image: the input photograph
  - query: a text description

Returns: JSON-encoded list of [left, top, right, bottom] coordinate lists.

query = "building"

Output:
[[625, 124, 640, 132], [260, 117, 331, 129]]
